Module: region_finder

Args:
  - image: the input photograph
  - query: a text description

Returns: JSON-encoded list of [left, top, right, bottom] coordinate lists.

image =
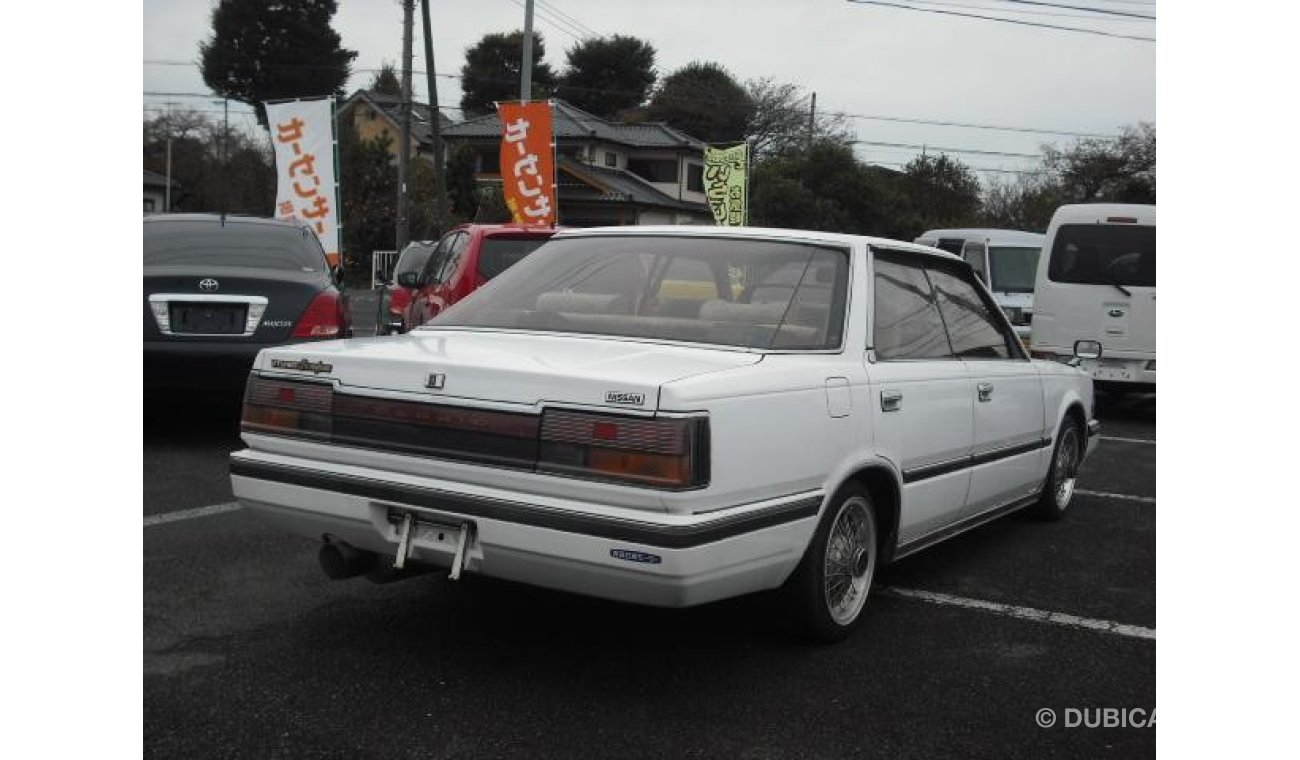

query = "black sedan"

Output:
[[144, 214, 351, 393]]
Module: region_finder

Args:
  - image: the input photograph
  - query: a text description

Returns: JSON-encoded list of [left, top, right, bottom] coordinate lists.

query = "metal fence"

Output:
[[371, 250, 398, 290]]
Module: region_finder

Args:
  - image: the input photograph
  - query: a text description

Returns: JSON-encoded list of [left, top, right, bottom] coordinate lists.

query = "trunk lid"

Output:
[[257, 329, 764, 410], [144, 266, 327, 343]]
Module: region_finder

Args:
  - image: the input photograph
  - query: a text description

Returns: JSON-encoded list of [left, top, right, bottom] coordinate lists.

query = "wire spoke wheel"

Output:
[[822, 496, 876, 626], [1053, 426, 1081, 509]]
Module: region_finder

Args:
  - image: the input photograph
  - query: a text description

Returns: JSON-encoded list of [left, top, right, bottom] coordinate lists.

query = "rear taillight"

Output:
[[293, 292, 344, 338], [538, 410, 709, 489], [242, 375, 333, 438]]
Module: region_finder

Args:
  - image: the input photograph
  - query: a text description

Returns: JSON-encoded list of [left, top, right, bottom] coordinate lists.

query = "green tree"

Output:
[[645, 62, 754, 144], [745, 77, 853, 159], [749, 141, 907, 237], [981, 173, 1064, 231], [899, 154, 983, 237], [199, 0, 357, 126], [1043, 122, 1155, 204], [556, 35, 656, 118], [459, 30, 557, 117], [370, 62, 401, 96]]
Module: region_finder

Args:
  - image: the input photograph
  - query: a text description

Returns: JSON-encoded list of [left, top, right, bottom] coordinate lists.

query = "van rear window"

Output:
[[1048, 224, 1155, 287]]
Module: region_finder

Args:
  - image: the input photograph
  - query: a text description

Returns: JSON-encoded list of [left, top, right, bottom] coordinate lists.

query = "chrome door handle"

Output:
[[977, 382, 993, 402], [881, 390, 903, 412]]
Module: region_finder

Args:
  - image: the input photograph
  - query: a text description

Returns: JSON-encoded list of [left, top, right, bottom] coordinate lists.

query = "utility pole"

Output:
[[396, 0, 414, 253], [807, 92, 817, 151], [421, 0, 449, 229], [520, 0, 535, 101]]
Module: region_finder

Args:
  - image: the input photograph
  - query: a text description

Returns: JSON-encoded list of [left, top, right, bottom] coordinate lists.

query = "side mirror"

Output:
[[397, 271, 420, 288], [331, 267, 345, 288], [1073, 340, 1103, 361]]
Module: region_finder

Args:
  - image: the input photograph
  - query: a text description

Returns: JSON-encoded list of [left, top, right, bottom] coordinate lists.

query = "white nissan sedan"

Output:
[[230, 226, 1099, 641]]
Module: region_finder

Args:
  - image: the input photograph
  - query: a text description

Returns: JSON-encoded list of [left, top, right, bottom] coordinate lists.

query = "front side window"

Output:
[[432, 236, 849, 351], [926, 265, 1016, 359], [1048, 223, 1155, 287], [395, 242, 436, 279], [962, 241, 987, 283], [987, 246, 1040, 293], [436, 232, 470, 282], [871, 253, 953, 360], [477, 236, 551, 280]]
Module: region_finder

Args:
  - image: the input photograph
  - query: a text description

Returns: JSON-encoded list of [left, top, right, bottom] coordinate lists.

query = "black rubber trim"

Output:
[[893, 493, 1038, 560], [902, 437, 1052, 484], [230, 458, 821, 549]]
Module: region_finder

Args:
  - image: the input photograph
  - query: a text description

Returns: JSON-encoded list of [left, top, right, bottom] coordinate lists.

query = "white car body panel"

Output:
[[1030, 204, 1156, 388], [231, 226, 1097, 609]]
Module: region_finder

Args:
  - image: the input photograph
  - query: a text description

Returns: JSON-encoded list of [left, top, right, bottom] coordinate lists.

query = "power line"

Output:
[[536, 0, 601, 39], [826, 109, 1114, 139], [504, 0, 587, 41], [845, 0, 1156, 42], [900, 0, 1154, 22], [992, 0, 1154, 20], [852, 139, 1041, 158]]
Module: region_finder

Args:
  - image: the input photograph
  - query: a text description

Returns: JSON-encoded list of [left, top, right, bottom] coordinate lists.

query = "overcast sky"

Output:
[[142, 0, 1155, 181]]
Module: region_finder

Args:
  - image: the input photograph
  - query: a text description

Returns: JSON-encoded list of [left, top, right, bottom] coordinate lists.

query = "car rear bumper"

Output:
[[144, 340, 269, 391], [229, 450, 822, 608]]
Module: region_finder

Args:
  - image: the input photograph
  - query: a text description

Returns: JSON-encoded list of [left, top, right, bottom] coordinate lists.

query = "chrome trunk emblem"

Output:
[[426, 373, 446, 389], [199, 278, 220, 292]]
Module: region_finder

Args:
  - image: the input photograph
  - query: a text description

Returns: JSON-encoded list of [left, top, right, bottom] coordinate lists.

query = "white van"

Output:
[[1029, 203, 1155, 394], [914, 228, 1045, 339]]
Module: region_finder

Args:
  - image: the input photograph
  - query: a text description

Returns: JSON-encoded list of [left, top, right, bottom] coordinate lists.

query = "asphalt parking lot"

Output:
[[144, 373, 1155, 758]]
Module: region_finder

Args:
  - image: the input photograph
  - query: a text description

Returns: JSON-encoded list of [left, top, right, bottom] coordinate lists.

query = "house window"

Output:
[[605, 152, 618, 168], [687, 163, 704, 192], [477, 148, 500, 173], [627, 158, 678, 183]]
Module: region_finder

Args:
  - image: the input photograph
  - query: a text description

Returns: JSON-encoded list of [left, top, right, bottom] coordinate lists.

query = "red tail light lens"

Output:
[[293, 292, 344, 338], [538, 410, 709, 489], [242, 375, 333, 438]]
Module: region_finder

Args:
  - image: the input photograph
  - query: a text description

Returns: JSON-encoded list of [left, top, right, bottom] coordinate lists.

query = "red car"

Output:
[[384, 224, 559, 333]]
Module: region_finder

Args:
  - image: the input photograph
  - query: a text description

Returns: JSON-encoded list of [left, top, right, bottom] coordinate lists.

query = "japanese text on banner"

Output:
[[497, 101, 557, 226], [265, 98, 340, 266], [704, 144, 749, 227]]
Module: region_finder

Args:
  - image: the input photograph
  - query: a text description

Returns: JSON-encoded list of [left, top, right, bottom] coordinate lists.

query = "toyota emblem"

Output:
[[199, 278, 220, 292]]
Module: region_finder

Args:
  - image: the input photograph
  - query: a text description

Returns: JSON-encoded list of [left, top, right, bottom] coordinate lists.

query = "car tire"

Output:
[[1030, 417, 1083, 521], [785, 484, 878, 643]]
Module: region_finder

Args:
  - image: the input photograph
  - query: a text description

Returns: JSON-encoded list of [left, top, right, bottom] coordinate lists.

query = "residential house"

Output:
[[144, 169, 176, 214], [441, 100, 713, 226], [338, 89, 455, 161]]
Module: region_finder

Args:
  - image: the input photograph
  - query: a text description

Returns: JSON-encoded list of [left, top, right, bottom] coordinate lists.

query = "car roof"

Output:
[[1049, 203, 1156, 226], [143, 213, 306, 231], [552, 225, 959, 260], [914, 228, 1045, 246]]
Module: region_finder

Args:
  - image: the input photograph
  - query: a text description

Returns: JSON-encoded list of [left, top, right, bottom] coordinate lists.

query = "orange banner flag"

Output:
[[497, 101, 558, 226]]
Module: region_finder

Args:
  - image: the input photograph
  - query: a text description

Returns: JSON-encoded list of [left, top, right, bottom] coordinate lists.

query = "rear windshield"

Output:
[[1048, 224, 1155, 287], [144, 221, 326, 272], [478, 236, 551, 280], [431, 235, 850, 351], [394, 242, 436, 277], [988, 246, 1041, 293]]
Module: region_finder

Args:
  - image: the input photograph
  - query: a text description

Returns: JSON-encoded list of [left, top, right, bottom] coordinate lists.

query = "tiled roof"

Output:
[[144, 169, 176, 188], [444, 99, 706, 150], [342, 89, 455, 146], [556, 156, 708, 213]]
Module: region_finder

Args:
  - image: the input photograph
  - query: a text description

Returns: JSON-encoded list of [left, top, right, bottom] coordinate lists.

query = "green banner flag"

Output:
[[704, 144, 749, 226]]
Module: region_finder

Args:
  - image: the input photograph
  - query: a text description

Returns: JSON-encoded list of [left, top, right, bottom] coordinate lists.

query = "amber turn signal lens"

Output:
[[586, 449, 690, 488]]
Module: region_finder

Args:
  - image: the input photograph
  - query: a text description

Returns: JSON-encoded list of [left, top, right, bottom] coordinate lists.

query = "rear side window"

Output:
[[1048, 223, 1155, 287], [962, 241, 987, 283], [395, 242, 436, 277], [478, 237, 551, 280], [872, 254, 952, 360], [144, 221, 324, 271], [926, 266, 1015, 359]]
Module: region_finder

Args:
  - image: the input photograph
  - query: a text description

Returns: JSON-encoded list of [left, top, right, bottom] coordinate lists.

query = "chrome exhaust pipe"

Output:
[[318, 538, 378, 580]]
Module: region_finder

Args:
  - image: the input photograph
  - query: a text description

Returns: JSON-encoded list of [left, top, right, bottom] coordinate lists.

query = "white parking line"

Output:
[[1075, 489, 1156, 504], [1101, 435, 1155, 445], [883, 587, 1155, 641], [144, 502, 242, 527]]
